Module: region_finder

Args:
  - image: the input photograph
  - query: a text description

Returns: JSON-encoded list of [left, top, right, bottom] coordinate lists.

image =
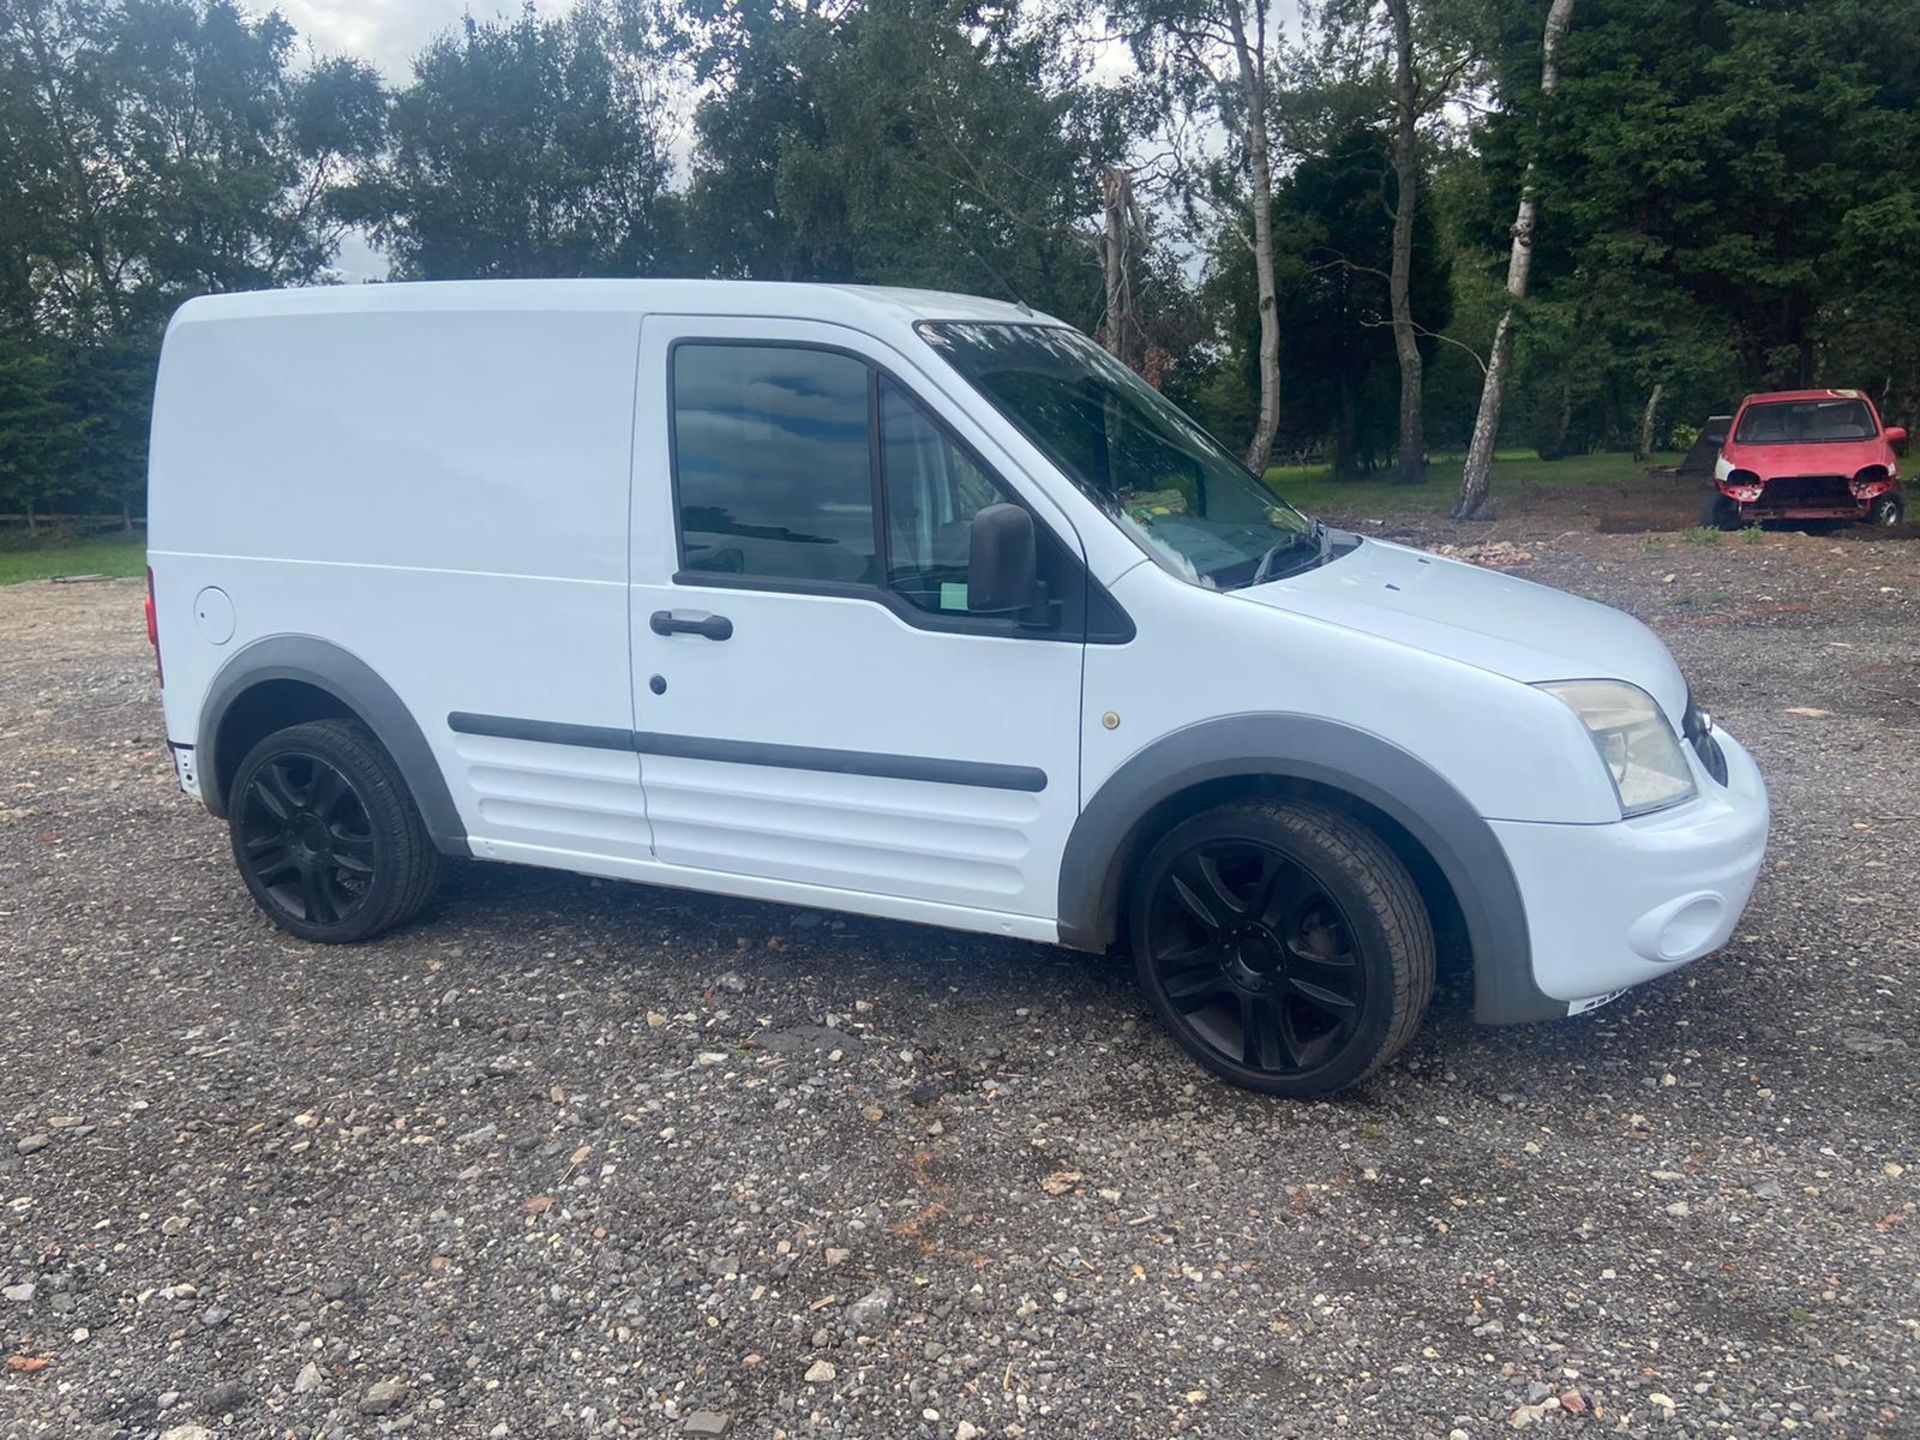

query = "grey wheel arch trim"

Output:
[[197, 635, 470, 857], [1055, 713, 1560, 1025]]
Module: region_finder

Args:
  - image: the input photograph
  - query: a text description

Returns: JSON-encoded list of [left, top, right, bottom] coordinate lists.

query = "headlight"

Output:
[[1540, 680, 1697, 817]]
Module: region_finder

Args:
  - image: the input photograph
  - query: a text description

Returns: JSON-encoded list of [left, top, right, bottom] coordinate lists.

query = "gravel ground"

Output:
[[1, 514, 1916, 1440]]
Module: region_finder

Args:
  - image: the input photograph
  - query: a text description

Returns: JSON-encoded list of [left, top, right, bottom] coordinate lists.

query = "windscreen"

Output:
[[920, 322, 1320, 590], [1734, 398, 1876, 444]]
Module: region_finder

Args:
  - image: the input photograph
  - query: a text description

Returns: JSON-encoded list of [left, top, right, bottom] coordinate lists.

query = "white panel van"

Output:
[[145, 281, 1769, 1096]]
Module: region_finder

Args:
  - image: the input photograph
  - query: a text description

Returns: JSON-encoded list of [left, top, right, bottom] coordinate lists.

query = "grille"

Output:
[[1760, 474, 1851, 505]]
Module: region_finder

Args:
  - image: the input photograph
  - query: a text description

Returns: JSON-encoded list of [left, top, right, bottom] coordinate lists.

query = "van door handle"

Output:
[[650, 609, 733, 641]]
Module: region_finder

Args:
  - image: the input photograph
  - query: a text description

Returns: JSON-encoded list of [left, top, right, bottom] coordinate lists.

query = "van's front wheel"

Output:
[[227, 719, 441, 943], [1129, 801, 1433, 1098]]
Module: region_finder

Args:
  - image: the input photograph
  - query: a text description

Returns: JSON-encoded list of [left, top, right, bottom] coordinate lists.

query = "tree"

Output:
[[683, 0, 1118, 327], [350, 2, 680, 280], [2, 0, 384, 336], [0, 337, 92, 529], [0, 0, 384, 520], [1101, 165, 1146, 369], [1110, 0, 1288, 473], [1452, 0, 1573, 519], [1454, 0, 1920, 475], [1534, 0, 1919, 390], [1183, 116, 1450, 477], [1823, 189, 1920, 425], [1383, 0, 1425, 482], [1287, 120, 1452, 476]]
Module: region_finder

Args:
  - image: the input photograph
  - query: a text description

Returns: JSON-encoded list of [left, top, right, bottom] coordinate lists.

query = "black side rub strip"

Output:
[[447, 712, 1048, 793], [448, 712, 631, 753]]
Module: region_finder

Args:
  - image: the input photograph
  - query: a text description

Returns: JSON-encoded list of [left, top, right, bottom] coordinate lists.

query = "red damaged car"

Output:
[[1705, 388, 1906, 529]]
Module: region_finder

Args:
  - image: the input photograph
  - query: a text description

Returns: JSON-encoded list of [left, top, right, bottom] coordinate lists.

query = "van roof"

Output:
[[169, 279, 1063, 330]]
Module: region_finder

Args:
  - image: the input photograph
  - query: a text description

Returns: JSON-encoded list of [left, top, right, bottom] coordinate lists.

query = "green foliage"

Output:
[[1180, 120, 1452, 476], [4, 0, 1920, 526], [1473, 0, 1920, 424], [1, 0, 384, 518], [0, 337, 93, 523], [3, 0, 385, 335], [684, 0, 1117, 325], [346, 2, 680, 280]]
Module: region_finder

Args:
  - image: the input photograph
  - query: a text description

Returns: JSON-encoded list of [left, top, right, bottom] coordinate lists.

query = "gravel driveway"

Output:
[[1, 523, 1915, 1440]]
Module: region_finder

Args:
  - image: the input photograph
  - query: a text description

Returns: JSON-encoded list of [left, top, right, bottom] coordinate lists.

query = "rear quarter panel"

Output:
[[147, 303, 644, 846]]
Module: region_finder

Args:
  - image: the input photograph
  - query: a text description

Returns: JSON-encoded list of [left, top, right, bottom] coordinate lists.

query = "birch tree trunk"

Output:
[[1451, 0, 1575, 520], [1101, 167, 1139, 371], [1634, 381, 1664, 464], [1226, 0, 1282, 477], [1385, 0, 1425, 485]]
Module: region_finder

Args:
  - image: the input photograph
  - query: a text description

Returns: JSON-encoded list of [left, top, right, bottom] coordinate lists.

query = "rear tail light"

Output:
[[145, 566, 163, 687]]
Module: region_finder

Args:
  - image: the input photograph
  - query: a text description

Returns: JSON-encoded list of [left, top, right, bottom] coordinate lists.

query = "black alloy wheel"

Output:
[[238, 750, 376, 927], [227, 719, 441, 943], [1131, 801, 1433, 1097]]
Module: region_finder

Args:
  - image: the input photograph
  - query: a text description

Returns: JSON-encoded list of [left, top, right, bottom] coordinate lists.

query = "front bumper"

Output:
[[1489, 727, 1769, 1010], [1739, 501, 1868, 522], [1729, 474, 1897, 521]]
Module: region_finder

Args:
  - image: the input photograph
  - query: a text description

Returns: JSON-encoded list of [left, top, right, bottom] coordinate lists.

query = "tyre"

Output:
[[1869, 492, 1904, 527], [1129, 800, 1434, 1098], [1701, 494, 1742, 530], [227, 718, 442, 943]]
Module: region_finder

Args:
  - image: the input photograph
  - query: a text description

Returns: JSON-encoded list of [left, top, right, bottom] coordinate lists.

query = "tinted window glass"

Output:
[[922, 323, 1320, 589], [880, 379, 1003, 613], [672, 344, 876, 583], [1734, 398, 1876, 444]]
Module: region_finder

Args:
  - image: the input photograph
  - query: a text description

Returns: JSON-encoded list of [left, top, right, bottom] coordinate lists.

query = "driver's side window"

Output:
[[880, 377, 1005, 615]]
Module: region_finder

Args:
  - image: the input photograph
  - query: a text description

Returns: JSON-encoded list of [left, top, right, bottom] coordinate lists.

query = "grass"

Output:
[[0, 528, 147, 585], [1262, 449, 1681, 516]]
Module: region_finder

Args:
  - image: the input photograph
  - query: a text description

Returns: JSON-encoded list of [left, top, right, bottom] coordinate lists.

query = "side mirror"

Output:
[[968, 503, 1045, 620], [1885, 425, 1908, 455]]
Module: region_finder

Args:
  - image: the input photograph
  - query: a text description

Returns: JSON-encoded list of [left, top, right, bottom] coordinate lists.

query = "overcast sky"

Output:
[[278, 0, 574, 81]]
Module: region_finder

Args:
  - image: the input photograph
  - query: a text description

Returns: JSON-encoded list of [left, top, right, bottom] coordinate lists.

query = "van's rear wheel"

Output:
[[228, 719, 441, 943], [1129, 801, 1433, 1098]]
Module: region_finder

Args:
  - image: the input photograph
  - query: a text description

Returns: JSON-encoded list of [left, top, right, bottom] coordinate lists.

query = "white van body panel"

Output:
[[1243, 540, 1690, 723], [623, 313, 1084, 919], [146, 278, 1770, 1031], [148, 301, 651, 862], [1086, 562, 1625, 826]]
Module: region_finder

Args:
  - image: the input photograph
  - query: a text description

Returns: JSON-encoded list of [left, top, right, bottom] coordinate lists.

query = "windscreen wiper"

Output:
[[1248, 518, 1328, 587]]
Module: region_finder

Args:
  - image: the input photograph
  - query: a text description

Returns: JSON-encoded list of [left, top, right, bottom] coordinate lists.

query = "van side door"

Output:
[[627, 315, 1101, 928]]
